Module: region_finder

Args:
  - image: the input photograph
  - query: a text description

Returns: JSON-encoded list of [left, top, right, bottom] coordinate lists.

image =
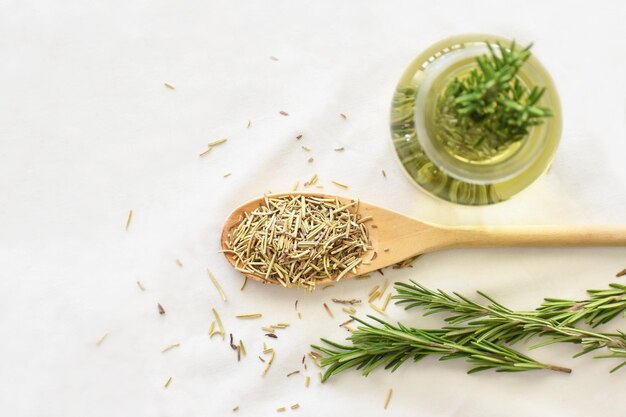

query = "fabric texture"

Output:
[[1, 1, 626, 416]]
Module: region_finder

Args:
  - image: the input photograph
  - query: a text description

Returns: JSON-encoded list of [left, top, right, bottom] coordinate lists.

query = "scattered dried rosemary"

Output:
[[96, 332, 108, 346], [125, 209, 133, 231], [332, 298, 361, 305], [384, 388, 393, 410], [224, 195, 370, 288]]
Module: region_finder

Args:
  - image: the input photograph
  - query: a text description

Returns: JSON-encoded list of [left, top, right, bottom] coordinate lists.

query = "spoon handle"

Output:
[[442, 226, 626, 248]]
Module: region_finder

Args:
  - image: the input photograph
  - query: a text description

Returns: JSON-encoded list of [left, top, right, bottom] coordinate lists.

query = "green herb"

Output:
[[438, 41, 551, 150], [393, 281, 626, 371], [313, 315, 569, 381], [314, 282, 626, 380]]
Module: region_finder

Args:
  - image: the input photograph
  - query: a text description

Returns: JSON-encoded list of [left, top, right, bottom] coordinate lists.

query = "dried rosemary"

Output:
[[208, 268, 227, 302], [96, 332, 108, 346], [161, 343, 180, 353], [384, 388, 393, 410], [125, 209, 133, 231], [224, 194, 370, 288]]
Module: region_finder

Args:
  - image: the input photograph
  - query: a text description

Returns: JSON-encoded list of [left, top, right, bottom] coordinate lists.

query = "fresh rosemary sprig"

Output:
[[394, 281, 626, 372], [312, 315, 571, 382], [314, 282, 626, 381], [439, 41, 552, 149]]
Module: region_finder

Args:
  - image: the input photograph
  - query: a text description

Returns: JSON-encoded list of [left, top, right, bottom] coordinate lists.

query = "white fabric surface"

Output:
[[2, 1, 626, 416]]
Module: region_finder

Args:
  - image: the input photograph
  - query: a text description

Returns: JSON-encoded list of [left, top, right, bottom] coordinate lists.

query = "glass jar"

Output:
[[390, 34, 562, 205]]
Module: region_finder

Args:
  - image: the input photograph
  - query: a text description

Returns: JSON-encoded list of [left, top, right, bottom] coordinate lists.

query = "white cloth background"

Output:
[[2, 1, 626, 416]]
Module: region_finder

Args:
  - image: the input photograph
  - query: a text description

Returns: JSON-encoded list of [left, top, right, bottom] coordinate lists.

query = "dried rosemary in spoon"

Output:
[[223, 194, 370, 289]]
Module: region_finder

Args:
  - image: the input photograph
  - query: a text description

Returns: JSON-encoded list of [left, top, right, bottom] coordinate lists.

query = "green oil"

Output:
[[389, 35, 561, 206]]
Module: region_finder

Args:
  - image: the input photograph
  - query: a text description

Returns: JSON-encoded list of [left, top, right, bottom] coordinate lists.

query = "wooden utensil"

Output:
[[221, 193, 626, 286]]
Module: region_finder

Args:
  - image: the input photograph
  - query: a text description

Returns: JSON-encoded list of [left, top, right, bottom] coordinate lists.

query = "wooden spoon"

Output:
[[221, 193, 626, 286]]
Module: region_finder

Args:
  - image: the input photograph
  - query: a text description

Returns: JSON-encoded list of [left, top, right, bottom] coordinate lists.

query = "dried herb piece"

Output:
[[339, 318, 354, 327], [332, 180, 349, 189], [164, 82, 175, 90], [125, 210, 133, 231], [323, 303, 334, 318], [96, 332, 108, 346], [369, 303, 386, 315], [208, 268, 227, 302], [212, 307, 225, 340], [266, 333, 278, 339], [136, 281, 145, 291], [381, 293, 392, 312], [332, 298, 361, 305], [340, 113, 347, 120], [162, 343, 180, 353], [164, 377, 172, 388], [262, 350, 275, 376], [384, 388, 393, 410], [229, 334, 238, 350], [207, 138, 227, 147], [199, 138, 227, 156], [236, 313, 262, 319], [287, 370, 300, 377], [617, 268, 626, 278], [158, 303, 165, 315], [279, 111, 289, 116]]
